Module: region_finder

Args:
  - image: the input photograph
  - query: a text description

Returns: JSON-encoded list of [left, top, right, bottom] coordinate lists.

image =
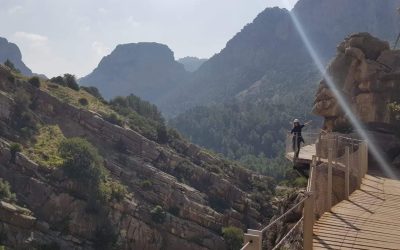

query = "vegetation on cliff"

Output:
[[0, 64, 283, 249]]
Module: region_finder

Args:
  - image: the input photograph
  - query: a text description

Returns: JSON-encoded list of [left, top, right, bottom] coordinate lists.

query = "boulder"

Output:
[[313, 33, 400, 132]]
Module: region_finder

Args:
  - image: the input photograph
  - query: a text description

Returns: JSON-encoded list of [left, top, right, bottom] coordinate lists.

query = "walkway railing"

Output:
[[241, 132, 368, 250]]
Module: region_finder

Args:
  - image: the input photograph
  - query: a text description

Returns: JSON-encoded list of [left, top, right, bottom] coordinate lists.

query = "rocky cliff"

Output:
[[313, 32, 400, 169], [313, 33, 400, 131], [80, 42, 189, 103], [0, 37, 33, 76], [0, 65, 277, 249]]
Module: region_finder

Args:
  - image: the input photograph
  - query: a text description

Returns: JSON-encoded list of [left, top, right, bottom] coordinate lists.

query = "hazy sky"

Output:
[[0, 0, 298, 77]]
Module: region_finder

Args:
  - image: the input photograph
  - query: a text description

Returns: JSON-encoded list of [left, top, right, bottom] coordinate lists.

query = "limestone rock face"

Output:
[[313, 33, 400, 132], [0, 65, 273, 249]]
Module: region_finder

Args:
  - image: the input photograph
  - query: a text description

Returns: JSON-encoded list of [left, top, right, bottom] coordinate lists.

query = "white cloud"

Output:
[[98, 7, 107, 14], [14, 31, 48, 46], [7, 5, 23, 15], [92, 41, 110, 56], [127, 16, 141, 28]]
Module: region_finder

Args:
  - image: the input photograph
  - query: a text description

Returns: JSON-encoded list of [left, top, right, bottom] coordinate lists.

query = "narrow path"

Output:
[[313, 174, 400, 249]]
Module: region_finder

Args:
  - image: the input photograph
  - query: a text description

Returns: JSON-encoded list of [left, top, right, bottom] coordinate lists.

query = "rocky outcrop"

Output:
[[313, 33, 400, 131], [0, 37, 33, 76], [313, 33, 400, 170]]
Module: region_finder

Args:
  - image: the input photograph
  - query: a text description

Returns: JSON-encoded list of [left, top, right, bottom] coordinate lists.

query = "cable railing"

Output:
[[241, 132, 368, 250]]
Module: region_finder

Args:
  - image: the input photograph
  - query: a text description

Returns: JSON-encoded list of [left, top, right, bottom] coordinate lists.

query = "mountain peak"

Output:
[[80, 42, 188, 102], [0, 36, 33, 76]]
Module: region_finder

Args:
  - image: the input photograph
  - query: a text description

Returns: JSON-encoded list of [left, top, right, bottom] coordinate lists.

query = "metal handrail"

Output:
[[261, 195, 309, 233], [271, 216, 304, 250], [242, 132, 368, 250], [240, 241, 251, 250]]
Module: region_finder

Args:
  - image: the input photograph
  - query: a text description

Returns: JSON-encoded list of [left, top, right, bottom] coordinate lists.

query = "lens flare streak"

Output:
[[283, 0, 398, 179]]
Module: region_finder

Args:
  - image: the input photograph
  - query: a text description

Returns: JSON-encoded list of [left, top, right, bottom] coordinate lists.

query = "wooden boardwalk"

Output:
[[286, 144, 316, 163], [313, 174, 400, 249]]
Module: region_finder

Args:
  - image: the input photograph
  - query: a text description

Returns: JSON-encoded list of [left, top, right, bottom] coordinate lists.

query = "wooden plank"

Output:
[[313, 174, 400, 250]]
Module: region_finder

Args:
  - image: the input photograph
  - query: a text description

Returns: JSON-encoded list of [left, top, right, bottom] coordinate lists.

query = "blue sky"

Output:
[[0, 0, 298, 77]]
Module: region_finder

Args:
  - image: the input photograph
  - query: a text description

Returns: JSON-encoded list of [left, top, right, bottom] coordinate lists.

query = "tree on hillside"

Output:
[[63, 74, 79, 90], [4, 59, 20, 73], [58, 137, 105, 182], [110, 94, 164, 123], [50, 74, 80, 90], [81, 86, 105, 101]]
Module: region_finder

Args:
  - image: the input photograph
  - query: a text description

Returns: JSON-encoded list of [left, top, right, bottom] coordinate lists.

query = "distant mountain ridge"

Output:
[[168, 0, 400, 162], [80, 42, 188, 104], [159, 0, 400, 115], [178, 57, 207, 72], [0, 37, 33, 76]]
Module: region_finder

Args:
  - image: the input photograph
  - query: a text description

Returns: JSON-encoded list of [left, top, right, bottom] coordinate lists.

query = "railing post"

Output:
[[303, 193, 314, 250], [362, 142, 368, 177], [327, 148, 333, 211], [243, 230, 262, 250], [345, 146, 350, 200], [357, 143, 363, 188]]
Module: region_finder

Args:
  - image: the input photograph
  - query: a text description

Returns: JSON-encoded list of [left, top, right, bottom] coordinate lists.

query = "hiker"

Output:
[[291, 119, 312, 158]]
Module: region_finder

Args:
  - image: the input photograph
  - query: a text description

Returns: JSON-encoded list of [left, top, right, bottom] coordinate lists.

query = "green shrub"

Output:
[[103, 113, 123, 126], [49, 74, 79, 91], [63, 74, 79, 91], [58, 138, 105, 183], [80, 86, 105, 101], [157, 124, 169, 144], [108, 180, 127, 201], [209, 196, 230, 213], [50, 76, 64, 85], [28, 76, 41, 88], [222, 226, 244, 250], [0, 178, 16, 202], [78, 98, 89, 106], [58, 138, 128, 213], [150, 205, 166, 223], [110, 94, 164, 123], [293, 177, 308, 187], [9, 143, 22, 164], [167, 128, 182, 140], [139, 180, 152, 190], [12, 90, 38, 138]]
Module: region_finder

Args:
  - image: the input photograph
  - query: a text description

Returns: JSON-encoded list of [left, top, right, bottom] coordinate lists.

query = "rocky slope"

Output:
[[80, 42, 189, 103], [0, 37, 33, 76], [0, 65, 278, 249]]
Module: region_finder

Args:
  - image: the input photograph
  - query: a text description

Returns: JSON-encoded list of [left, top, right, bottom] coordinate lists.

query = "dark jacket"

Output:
[[291, 125, 305, 137]]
